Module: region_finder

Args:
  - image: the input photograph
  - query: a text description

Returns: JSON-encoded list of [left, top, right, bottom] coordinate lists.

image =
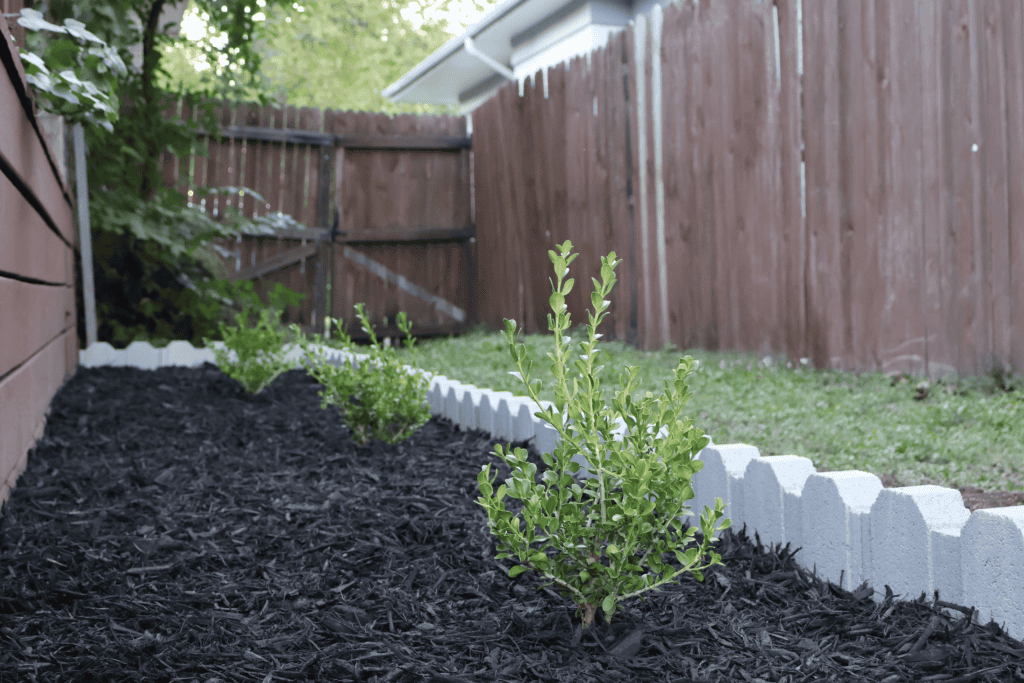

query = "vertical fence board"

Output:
[[563, 56, 588, 337], [526, 69, 553, 338], [268, 105, 288, 217], [471, 101, 493, 332], [761, 0, 786, 356], [946, 0, 982, 376], [637, 13, 657, 353], [514, 74, 540, 337], [295, 108, 321, 324], [240, 102, 260, 220], [253, 103, 275, 220], [592, 46, 618, 343], [321, 113, 348, 331], [802, 0, 842, 369], [599, 34, 620, 343], [1005, 0, 1024, 374], [661, 1, 689, 351], [397, 113, 419, 328], [499, 89, 526, 334], [605, 31, 635, 346], [497, 84, 520, 333], [875, 0, 928, 377], [776, 0, 806, 362], [979, 0, 1012, 374], [493, 87, 523, 333], [717, 1, 742, 352], [229, 102, 247, 219], [841, 1, 881, 373], [332, 108, 359, 330], [279, 105, 299, 224], [326, 108, 345, 326], [300, 106, 321, 229], [728, 0, 752, 354], [688, 2, 716, 352], [582, 52, 603, 339], [735, 0, 780, 355], [920, 1, 954, 379]]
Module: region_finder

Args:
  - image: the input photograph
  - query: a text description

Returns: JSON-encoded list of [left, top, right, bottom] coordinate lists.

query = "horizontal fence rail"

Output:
[[194, 125, 471, 150]]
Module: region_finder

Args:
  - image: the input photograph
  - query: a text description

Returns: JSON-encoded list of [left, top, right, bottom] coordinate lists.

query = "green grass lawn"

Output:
[[373, 322, 1024, 495]]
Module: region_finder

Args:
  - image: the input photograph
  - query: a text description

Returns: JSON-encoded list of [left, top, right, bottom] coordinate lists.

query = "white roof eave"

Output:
[[383, 0, 583, 106]]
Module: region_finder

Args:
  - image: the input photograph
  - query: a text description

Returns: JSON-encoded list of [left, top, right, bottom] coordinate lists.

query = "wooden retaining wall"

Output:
[[0, 9, 78, 511]]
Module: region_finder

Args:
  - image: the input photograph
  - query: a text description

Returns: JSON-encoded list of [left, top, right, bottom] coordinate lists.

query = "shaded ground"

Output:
[[1, 364, 1023, 682]]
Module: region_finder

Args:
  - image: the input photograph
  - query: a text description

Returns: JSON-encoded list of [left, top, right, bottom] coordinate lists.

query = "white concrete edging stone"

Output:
[[78, 341, 1024, 643]]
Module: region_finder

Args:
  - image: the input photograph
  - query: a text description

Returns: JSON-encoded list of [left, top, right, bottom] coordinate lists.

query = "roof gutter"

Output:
[[462, 37, 516, 82], [382, 0, 534, 101]]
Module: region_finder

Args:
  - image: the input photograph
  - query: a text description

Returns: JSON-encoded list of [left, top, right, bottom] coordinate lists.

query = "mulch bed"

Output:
[[2, 363, 1024, 683]]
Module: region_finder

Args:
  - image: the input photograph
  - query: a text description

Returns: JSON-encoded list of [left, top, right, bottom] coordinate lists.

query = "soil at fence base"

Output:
[[2, 367, 1024, 683]]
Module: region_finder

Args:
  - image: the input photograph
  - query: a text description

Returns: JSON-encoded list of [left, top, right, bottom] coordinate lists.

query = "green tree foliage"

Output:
[[15, 8, 127, 132], [19, 0, 304, 349], [19, 0, 491, 349], [159, 0, 493, 115]]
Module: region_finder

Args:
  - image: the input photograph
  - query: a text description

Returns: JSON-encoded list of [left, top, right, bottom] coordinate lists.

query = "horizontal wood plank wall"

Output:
[[0, 12, 78, 513], [160, 101, 473, 339], [2, 0, 25, 46], [473, 0, 1024, 379]]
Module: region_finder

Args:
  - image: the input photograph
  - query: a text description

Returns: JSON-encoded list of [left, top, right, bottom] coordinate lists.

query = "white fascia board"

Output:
[[513, 25, 627, 84], [510, 1, 629, 69], [382, 0, 536, 102], [383, 0, 630, 106]]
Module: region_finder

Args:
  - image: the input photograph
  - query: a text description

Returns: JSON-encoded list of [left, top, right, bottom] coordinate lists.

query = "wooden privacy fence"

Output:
[[472, 0, 1024, 379], [159, 100, 475, 341]]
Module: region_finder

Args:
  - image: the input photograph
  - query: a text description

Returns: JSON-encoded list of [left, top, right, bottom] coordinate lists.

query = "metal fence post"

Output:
[[73, 123, 98, 348]]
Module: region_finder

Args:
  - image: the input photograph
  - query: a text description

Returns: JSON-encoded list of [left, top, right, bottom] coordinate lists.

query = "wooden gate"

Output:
[[163, 101, 476, 342]]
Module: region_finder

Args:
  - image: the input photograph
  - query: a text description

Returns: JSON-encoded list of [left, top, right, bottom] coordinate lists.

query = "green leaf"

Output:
[[549, 291, 565, 314], [543, 494, 558, 515], [602, 595, 616, 618], [61, 18, 105, 45], [16, 8, 67, 35], [19, 51, 47, 71], [508, 565, 529, 578]]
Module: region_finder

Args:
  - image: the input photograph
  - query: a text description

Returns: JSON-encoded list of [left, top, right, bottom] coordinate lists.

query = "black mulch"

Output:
[[2, 363, 1024, 683]]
